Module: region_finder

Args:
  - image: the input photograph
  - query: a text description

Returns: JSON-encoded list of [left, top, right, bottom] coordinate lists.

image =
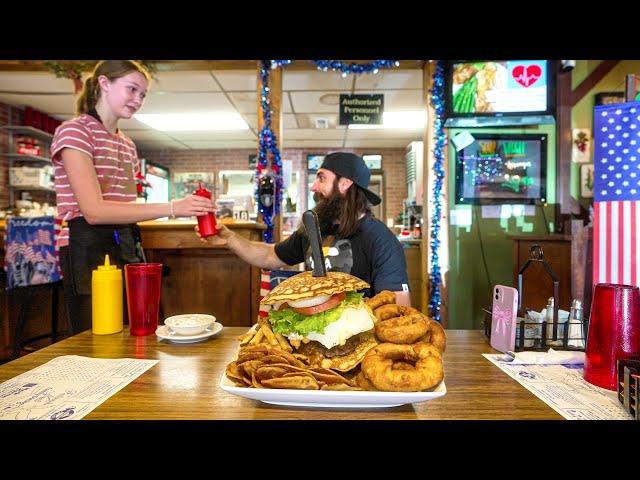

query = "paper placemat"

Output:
[[0, 355, 158, 420], [483, 354, 631, 420]]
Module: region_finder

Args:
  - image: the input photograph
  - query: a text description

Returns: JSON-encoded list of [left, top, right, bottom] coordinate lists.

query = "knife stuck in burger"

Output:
[[260, 210, 379, 371]]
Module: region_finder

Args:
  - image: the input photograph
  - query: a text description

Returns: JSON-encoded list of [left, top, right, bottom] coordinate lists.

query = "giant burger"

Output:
[[261, 271, 379, 371]]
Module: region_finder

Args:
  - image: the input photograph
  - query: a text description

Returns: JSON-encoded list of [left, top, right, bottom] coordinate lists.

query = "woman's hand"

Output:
[[173, 194, 215, 218]]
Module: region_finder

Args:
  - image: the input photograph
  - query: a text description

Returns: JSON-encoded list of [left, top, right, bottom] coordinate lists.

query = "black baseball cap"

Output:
[[319, 152, 382, 206]]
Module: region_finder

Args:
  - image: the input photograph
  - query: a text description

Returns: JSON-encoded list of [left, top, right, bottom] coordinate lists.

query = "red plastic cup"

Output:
[[125, 263, 163, 336], [583, 283, 640, 390]]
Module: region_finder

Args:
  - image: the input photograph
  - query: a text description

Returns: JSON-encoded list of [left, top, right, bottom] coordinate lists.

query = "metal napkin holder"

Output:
[[512, 244, 587, 351]]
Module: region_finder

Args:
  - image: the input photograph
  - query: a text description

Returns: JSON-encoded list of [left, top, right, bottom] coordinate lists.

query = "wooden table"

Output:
[[0, 328, 562, 420]]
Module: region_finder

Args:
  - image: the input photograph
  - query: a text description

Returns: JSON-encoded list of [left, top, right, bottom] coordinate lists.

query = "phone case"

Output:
[[490, 285, 518, 353]]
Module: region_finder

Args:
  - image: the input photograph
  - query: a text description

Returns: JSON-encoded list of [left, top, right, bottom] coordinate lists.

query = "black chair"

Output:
[[11, 280, 64, 358]]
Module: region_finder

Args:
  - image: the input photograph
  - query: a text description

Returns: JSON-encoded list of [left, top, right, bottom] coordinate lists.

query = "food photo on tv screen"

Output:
[[454, 133, 547, 205], [444, 60, 556, 127]]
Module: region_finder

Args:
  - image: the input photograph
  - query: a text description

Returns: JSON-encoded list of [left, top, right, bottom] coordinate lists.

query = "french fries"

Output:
[[239, 319, 293, 352]]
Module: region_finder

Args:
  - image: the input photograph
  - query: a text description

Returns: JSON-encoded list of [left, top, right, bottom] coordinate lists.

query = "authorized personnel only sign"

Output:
[[339, 94, 384, 125]]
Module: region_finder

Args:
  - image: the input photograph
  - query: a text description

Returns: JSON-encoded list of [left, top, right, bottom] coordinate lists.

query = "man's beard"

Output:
[[313, 190, 342, 235]]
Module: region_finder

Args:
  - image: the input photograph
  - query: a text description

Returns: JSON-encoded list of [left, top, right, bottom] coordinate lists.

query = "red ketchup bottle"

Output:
[[194, 182, 219, 237]]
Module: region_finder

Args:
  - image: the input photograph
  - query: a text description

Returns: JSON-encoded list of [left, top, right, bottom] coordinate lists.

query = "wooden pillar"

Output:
[[422, 60, 449, 326], [555, 60, 619, 232], [256, 61, 283, 243]]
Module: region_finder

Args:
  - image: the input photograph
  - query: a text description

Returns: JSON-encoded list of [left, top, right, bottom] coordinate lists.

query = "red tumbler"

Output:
[[583, 283, 640, 390], [194, 182, 218, 237], [125, 263, 163, 336]]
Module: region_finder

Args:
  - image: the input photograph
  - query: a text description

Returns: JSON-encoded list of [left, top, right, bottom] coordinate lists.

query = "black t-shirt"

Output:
[[274, 216, 410, 298]]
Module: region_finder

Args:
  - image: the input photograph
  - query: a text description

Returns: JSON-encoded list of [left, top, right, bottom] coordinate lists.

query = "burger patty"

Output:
[[316, 331, 369, 358]]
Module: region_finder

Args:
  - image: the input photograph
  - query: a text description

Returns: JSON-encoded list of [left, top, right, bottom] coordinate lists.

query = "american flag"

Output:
[[593, 101, 640, 286]]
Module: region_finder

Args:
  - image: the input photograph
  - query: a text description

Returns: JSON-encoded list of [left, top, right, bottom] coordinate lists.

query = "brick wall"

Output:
[[140, 147, 409, 224]]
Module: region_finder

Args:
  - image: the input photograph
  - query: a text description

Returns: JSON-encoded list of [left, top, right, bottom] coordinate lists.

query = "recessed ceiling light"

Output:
[[319, 93, 340, 105], [134, 113, 249, 131]]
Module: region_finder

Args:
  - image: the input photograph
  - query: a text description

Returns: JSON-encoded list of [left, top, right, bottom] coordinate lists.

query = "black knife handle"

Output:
[[302, 210, 326, 277]]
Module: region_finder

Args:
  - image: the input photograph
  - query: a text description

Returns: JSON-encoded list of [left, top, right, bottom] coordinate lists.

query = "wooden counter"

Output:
[[0, 328, 563, 420], [138, 219, 266, 328]]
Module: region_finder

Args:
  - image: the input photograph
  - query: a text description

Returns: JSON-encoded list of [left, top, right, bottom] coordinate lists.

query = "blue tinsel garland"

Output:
[[256, 60, 283, 243], [260, 60, 400, 244], [428, 61, 446, 323]]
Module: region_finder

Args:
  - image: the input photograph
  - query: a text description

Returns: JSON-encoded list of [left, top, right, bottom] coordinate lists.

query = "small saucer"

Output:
[[156, 322, 222, 343]]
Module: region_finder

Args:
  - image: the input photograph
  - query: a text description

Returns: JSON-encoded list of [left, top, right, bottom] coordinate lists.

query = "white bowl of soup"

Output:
[[164, 314, 216, 336]]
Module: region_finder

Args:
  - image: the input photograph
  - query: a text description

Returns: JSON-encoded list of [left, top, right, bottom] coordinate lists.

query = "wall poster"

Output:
[[173, 172, 214, 200]]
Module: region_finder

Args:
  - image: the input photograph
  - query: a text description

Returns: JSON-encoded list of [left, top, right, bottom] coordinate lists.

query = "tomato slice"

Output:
[[289, 292, 346, 315]]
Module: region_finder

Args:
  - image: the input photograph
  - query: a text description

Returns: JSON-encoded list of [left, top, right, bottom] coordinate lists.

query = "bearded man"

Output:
[[199, 152, 411, 306]]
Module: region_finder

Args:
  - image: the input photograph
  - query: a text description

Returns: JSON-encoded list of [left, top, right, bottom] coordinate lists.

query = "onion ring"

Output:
[[374, 304, 429, 344], [365, 290, 397, 311], [361, 342, 444, 392], [418, 319, 447, 353]]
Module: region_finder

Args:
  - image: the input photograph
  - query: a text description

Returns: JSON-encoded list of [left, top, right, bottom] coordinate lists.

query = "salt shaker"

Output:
[[570, 298, 586, 345]]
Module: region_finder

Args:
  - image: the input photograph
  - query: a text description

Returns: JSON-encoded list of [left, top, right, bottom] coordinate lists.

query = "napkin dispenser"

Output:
[[485, 243, 588, 352], [617, 358, 640, 420]]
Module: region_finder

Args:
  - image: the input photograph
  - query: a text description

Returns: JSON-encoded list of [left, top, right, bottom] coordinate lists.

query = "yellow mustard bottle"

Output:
[[92, 254, 123, 335]]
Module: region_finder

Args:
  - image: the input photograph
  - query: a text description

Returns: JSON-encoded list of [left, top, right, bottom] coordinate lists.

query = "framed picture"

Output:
[[580, 164, 594, 198], [363, 154, 382, 170], [173, 172, 214, 200], [572, 128, 591, 163], [594, 92, 625, 106]]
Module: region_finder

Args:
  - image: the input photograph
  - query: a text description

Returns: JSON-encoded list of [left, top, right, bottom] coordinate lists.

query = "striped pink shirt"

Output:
[[50, 113, 141, 247]]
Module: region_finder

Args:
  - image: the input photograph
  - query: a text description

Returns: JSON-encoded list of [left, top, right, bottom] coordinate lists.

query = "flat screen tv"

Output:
[[455, 133, 547, 205], [444, 60, 556, 127], [307, 154, 325, 171]]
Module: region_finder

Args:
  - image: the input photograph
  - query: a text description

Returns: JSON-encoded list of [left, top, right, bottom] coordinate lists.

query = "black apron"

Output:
[[65, 217, 146, 296]]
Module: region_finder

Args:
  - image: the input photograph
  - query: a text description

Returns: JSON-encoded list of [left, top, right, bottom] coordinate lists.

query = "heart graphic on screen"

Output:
[[512, 65, 542, 87]]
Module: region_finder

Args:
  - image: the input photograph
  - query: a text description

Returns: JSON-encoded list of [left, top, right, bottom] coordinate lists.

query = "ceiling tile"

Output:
[[284, 128, 346, 140], [213, 70, 259, 91], [283, 70, 355, 90], [354, 68, 423, 90], [0, 72, 77, 93], [0, 93, 76, 114], [282, 139, 347, 148], [289, 91, 347, 113], [164, 130, 256, 141], [141, 92, 235, 113], [152, 71, 220, 92]]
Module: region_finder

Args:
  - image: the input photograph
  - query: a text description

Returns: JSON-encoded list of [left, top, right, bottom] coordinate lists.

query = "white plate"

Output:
[[156, 322, 222, 343], [219, 375, 446, 408]]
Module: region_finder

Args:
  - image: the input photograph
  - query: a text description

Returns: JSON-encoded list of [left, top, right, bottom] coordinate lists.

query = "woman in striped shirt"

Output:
[[51, 60, 215, 334]]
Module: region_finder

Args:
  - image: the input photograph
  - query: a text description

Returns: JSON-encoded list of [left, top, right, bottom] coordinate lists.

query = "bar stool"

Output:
[[4, 216, 66, 359]]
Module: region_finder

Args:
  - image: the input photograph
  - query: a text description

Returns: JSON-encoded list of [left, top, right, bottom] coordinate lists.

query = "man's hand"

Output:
[[196, 222, 234, 246]]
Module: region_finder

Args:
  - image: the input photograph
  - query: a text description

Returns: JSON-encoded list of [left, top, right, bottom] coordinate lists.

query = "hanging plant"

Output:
[[42, 60, 158, 94]]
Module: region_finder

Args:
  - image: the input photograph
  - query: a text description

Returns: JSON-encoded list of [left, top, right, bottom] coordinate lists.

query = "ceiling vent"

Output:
[[314, 117, 329, 129]]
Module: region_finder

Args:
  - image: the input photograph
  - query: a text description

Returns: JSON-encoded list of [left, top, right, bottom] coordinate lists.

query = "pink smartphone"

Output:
[[490, 285, 518, 353]]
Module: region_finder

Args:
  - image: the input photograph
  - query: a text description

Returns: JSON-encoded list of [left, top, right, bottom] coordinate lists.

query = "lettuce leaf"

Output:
[[268, 291, 364, 336]]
